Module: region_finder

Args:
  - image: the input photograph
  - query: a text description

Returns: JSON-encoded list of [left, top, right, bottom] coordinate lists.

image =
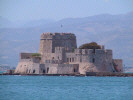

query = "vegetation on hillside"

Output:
[[79, 42, 101, 49]]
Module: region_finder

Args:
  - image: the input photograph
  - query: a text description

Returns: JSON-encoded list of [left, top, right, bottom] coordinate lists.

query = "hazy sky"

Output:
[[0, 0, 133, 21]]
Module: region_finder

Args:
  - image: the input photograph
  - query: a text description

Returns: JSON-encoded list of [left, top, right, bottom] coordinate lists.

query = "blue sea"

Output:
[[0, 76, 133, 100]]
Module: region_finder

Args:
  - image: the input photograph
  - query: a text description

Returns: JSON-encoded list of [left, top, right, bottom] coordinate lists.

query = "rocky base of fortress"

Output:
[[1, 72, 133, 77]]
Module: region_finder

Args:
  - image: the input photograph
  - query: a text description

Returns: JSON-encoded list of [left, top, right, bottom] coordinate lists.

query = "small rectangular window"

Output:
[[67, 58, 69, 62], [70, 58, 71, 62], [92, 58, 95, 63]]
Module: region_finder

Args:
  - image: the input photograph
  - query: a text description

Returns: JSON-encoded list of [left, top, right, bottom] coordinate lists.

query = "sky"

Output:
[[0, 0, 133, 21]]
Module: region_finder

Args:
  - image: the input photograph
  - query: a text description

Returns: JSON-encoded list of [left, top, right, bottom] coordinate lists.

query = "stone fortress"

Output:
[[15, 33, 123, 75]]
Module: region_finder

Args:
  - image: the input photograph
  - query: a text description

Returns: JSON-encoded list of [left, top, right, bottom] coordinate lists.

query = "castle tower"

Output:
[[39, 33, 53, 54], [39, 32, 77, 55]]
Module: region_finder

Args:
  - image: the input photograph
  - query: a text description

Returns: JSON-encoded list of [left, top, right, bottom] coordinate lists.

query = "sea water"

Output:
[[0, 76, 133, 100]]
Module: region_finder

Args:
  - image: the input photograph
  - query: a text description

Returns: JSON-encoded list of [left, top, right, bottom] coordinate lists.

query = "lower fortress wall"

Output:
[[15, 61, 40, 74], [44, 64, 79, 74], [15, 61, 79, 74]]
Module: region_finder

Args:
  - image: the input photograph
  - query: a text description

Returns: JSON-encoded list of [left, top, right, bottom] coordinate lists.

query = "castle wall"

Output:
[[39, 33, 53, 54], [78, 63, 98, 74], [15, 60, 40, 74], [65, 53, 76, 64], [113, 59, 123, 72], [41, 53, 54, 64], [39, 33, 77, 54], [56, 64, 79, 74], [104, 50, 114, 72], [73, 49, 114, 72], [55, 47, 66, 62], [41, 47, 66, 64], [38, 63, 79, 74], [52, 33, 77, 52], [93, 49, 108, 71], [15, 53, 41, 74], [39, 33, 77, 64]]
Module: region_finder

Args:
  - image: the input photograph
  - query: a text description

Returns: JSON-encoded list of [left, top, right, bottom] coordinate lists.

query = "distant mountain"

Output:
[[0, 16, 13, 28], [0, 12, 133, 67], [21, 19, 55, 28], [0, 17, 55, 28]]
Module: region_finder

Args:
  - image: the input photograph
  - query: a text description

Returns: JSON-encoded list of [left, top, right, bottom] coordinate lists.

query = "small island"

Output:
[[14, 32, 123, 74]]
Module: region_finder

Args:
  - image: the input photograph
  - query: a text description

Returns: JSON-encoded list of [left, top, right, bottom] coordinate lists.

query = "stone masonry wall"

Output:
[[39, 32, 77, 54], [113, 59, 123, 72], [15, 54, 41, 74], [39, 33, 77, 63]]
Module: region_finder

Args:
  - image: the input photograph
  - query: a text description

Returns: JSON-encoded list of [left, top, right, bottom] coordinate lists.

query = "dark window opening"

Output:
[[92, 58, 95, 63], [43, 69, 45, 73], [47, 68, 49, 73], [33, 69, 35, 73], [70, 58, 71, 62], [74, 68, 76, 72], [67, 58, 69, 62], [52, 57, 54, 60], [29, 70, 30, 73]]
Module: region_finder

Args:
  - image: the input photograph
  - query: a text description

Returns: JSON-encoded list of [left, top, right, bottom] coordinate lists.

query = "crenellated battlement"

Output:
[[40, 32, 76, 40], [74, 48, 110, 55]]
